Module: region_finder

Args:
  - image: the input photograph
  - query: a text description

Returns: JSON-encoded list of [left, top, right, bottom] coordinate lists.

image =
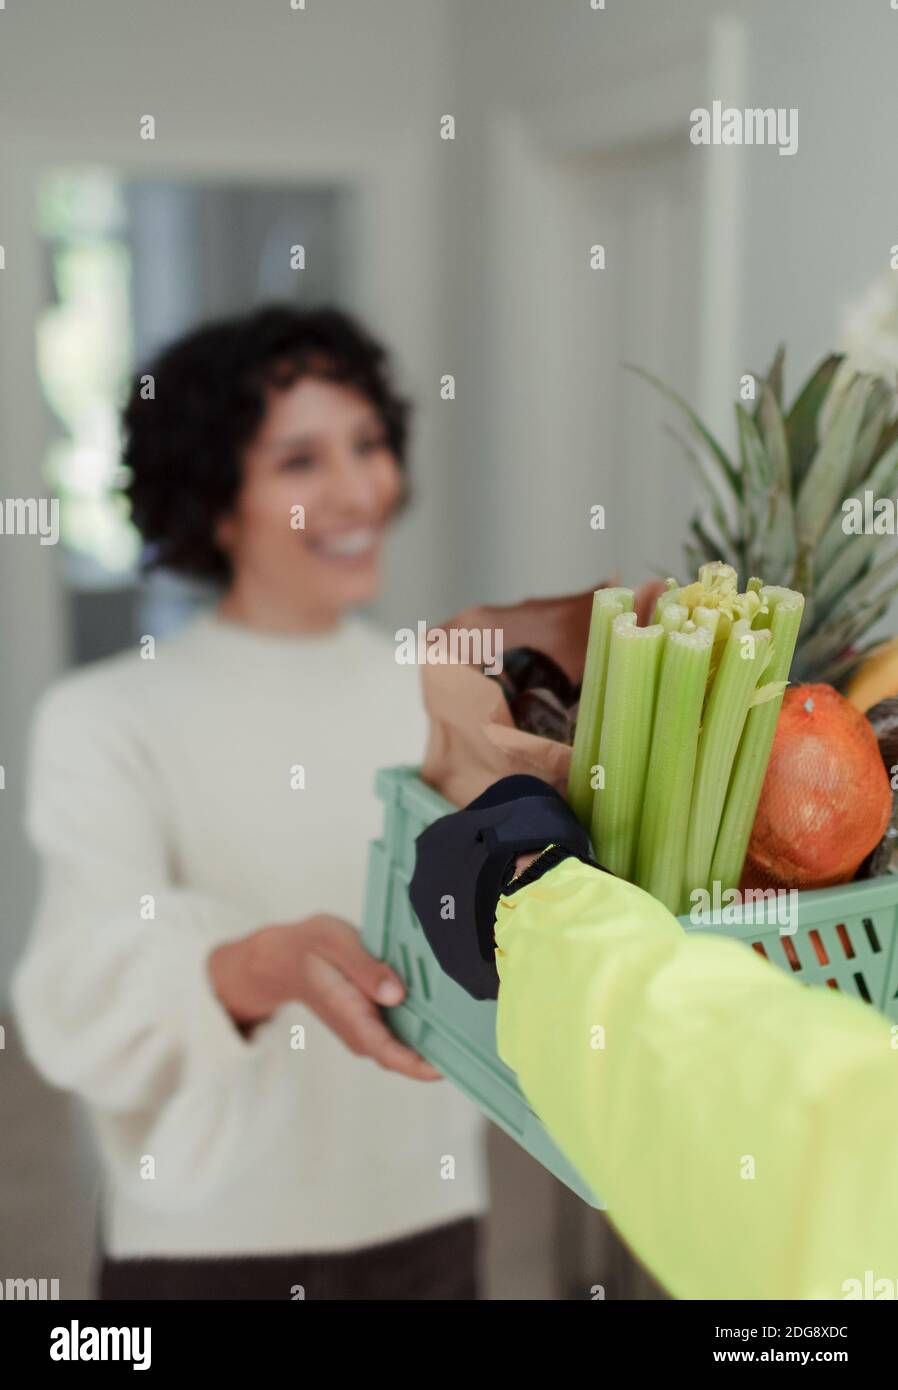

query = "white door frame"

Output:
[[477, 16, 748, 598]]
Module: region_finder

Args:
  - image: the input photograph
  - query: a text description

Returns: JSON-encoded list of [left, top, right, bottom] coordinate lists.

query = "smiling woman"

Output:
[[217, 373, 404, 631], [124, 306, 411, 600], [13, 304, 488, 1301]]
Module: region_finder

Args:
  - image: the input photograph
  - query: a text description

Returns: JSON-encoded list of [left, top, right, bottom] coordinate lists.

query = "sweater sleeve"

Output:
[[12, 677, 297, 1213], [494, 856, 898, 1300]]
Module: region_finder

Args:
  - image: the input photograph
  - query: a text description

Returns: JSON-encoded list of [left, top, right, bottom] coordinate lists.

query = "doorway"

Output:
[[546, 130, 704, 588]]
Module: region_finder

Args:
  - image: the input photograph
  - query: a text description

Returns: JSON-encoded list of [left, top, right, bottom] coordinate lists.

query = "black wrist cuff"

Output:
[[505, 843, 580, 894], [409, 775, 595, 999]]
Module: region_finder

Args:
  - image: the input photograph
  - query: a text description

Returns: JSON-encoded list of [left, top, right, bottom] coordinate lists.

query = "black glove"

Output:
[[409, 775, 595, 1000]]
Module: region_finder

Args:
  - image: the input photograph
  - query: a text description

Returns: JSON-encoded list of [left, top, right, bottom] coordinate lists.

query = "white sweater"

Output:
[[13, 612, 488, 1258]]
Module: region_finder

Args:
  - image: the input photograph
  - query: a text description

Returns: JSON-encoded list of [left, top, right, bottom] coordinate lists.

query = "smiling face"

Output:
[[217, 374, 404, 629]]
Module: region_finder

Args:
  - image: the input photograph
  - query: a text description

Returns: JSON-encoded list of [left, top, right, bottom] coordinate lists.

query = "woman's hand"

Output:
[[208, 915, 441, 1081]]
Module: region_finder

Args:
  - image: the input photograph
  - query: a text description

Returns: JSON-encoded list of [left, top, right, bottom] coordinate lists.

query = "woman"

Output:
[[13, 306, 488, 1300]]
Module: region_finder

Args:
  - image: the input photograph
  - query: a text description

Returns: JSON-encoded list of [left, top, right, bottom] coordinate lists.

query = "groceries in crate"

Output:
[[493, 647, 578, 743], [421, 345, 898, 902], [742, 685, 892, 890], [419, 583, 662, 810], [484, 563, 898, 904], [563, 562, 804, 912]]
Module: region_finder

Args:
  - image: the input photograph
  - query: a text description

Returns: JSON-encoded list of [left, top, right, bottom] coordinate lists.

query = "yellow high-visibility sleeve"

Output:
[[494, 856, 898, 1300]]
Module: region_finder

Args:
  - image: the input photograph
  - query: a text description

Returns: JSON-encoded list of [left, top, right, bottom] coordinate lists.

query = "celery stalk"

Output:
[[659, 602, 688, 633], [682, 619, 772, 904], [567, 587, 635, 827], [634, 628, 713, 911], [692, 606, 720, 639], [651, 582, 680, 624], [710, 587, 805, 890], [592, 614, 664, 878], [692, 606, 723, 690]]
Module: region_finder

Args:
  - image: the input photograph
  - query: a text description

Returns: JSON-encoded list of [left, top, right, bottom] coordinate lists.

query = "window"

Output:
[[36, 168, 138, 579]]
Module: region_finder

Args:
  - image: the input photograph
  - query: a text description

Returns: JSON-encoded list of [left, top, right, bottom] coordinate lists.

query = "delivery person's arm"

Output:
[[496, 854, 898, 1300], [411, 776, 898, 1301]]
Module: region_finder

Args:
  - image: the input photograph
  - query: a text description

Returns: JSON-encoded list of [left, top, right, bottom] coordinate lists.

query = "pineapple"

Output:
[[634, 348, 898, 686]]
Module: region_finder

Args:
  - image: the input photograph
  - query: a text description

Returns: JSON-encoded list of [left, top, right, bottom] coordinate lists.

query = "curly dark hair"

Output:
[[122, 304, 411, 582]]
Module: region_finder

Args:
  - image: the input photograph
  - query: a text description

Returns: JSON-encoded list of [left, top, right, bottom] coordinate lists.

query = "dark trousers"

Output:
[[98, 1217, 480, 1301]]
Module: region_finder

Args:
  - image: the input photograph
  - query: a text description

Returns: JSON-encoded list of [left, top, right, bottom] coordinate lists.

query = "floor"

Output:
[[0, 1012, 664, 1300], [0, 1014, 99, 1299]]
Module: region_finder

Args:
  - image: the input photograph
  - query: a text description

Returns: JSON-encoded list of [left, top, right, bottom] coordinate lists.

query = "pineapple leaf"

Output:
[[758, 385, 791, 490], [688, 514, 733, 568], [641, 347, 898, 688], [683, 541, 706, 577], [823, 633, 898, 686], [871, 414, 898, 466], [800, 558, 895, 672], [736, 402, 771, 488], [848, 379, 894, 487], [818, 647, 870, 687], [736, 403, 773, 573], [626, 364, 743, 501], [859, 435, 898, 497], [757, 386, 797, 584], [786, 353, 843, 492], [813, 536, 876, 619], [764, 487, 798, 587], [841, 543, 898, 610], [793, 588, 892, 678], [753, 343, 785, 420], [795, 375, 872, 551], [765, 343, 785, 409], [816, 436, 898, 575], [662, 423, 740, 556], [791, 547, 815, 622]]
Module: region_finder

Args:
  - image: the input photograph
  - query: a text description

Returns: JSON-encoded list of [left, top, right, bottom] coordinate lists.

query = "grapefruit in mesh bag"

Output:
[[742, 684, 892, 891]]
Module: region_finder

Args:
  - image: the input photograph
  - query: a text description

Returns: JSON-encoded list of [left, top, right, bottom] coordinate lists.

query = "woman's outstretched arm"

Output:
[[13, 673, 433, 1214]]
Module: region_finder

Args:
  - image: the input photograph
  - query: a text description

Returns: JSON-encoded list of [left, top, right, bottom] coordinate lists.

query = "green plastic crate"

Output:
[[361, 765, 898, 1207]]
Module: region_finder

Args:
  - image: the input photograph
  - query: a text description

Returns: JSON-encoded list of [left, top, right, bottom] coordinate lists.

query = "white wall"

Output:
[[443, 0, 898, 604], [740, 1, 898, 379]]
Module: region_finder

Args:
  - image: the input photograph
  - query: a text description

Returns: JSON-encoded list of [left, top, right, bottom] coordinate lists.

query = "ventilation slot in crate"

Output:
[[863, 917, 882, 953]]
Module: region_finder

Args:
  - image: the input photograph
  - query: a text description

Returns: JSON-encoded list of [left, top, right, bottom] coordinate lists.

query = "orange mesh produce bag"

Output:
[[743, 684, 892, 891]]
